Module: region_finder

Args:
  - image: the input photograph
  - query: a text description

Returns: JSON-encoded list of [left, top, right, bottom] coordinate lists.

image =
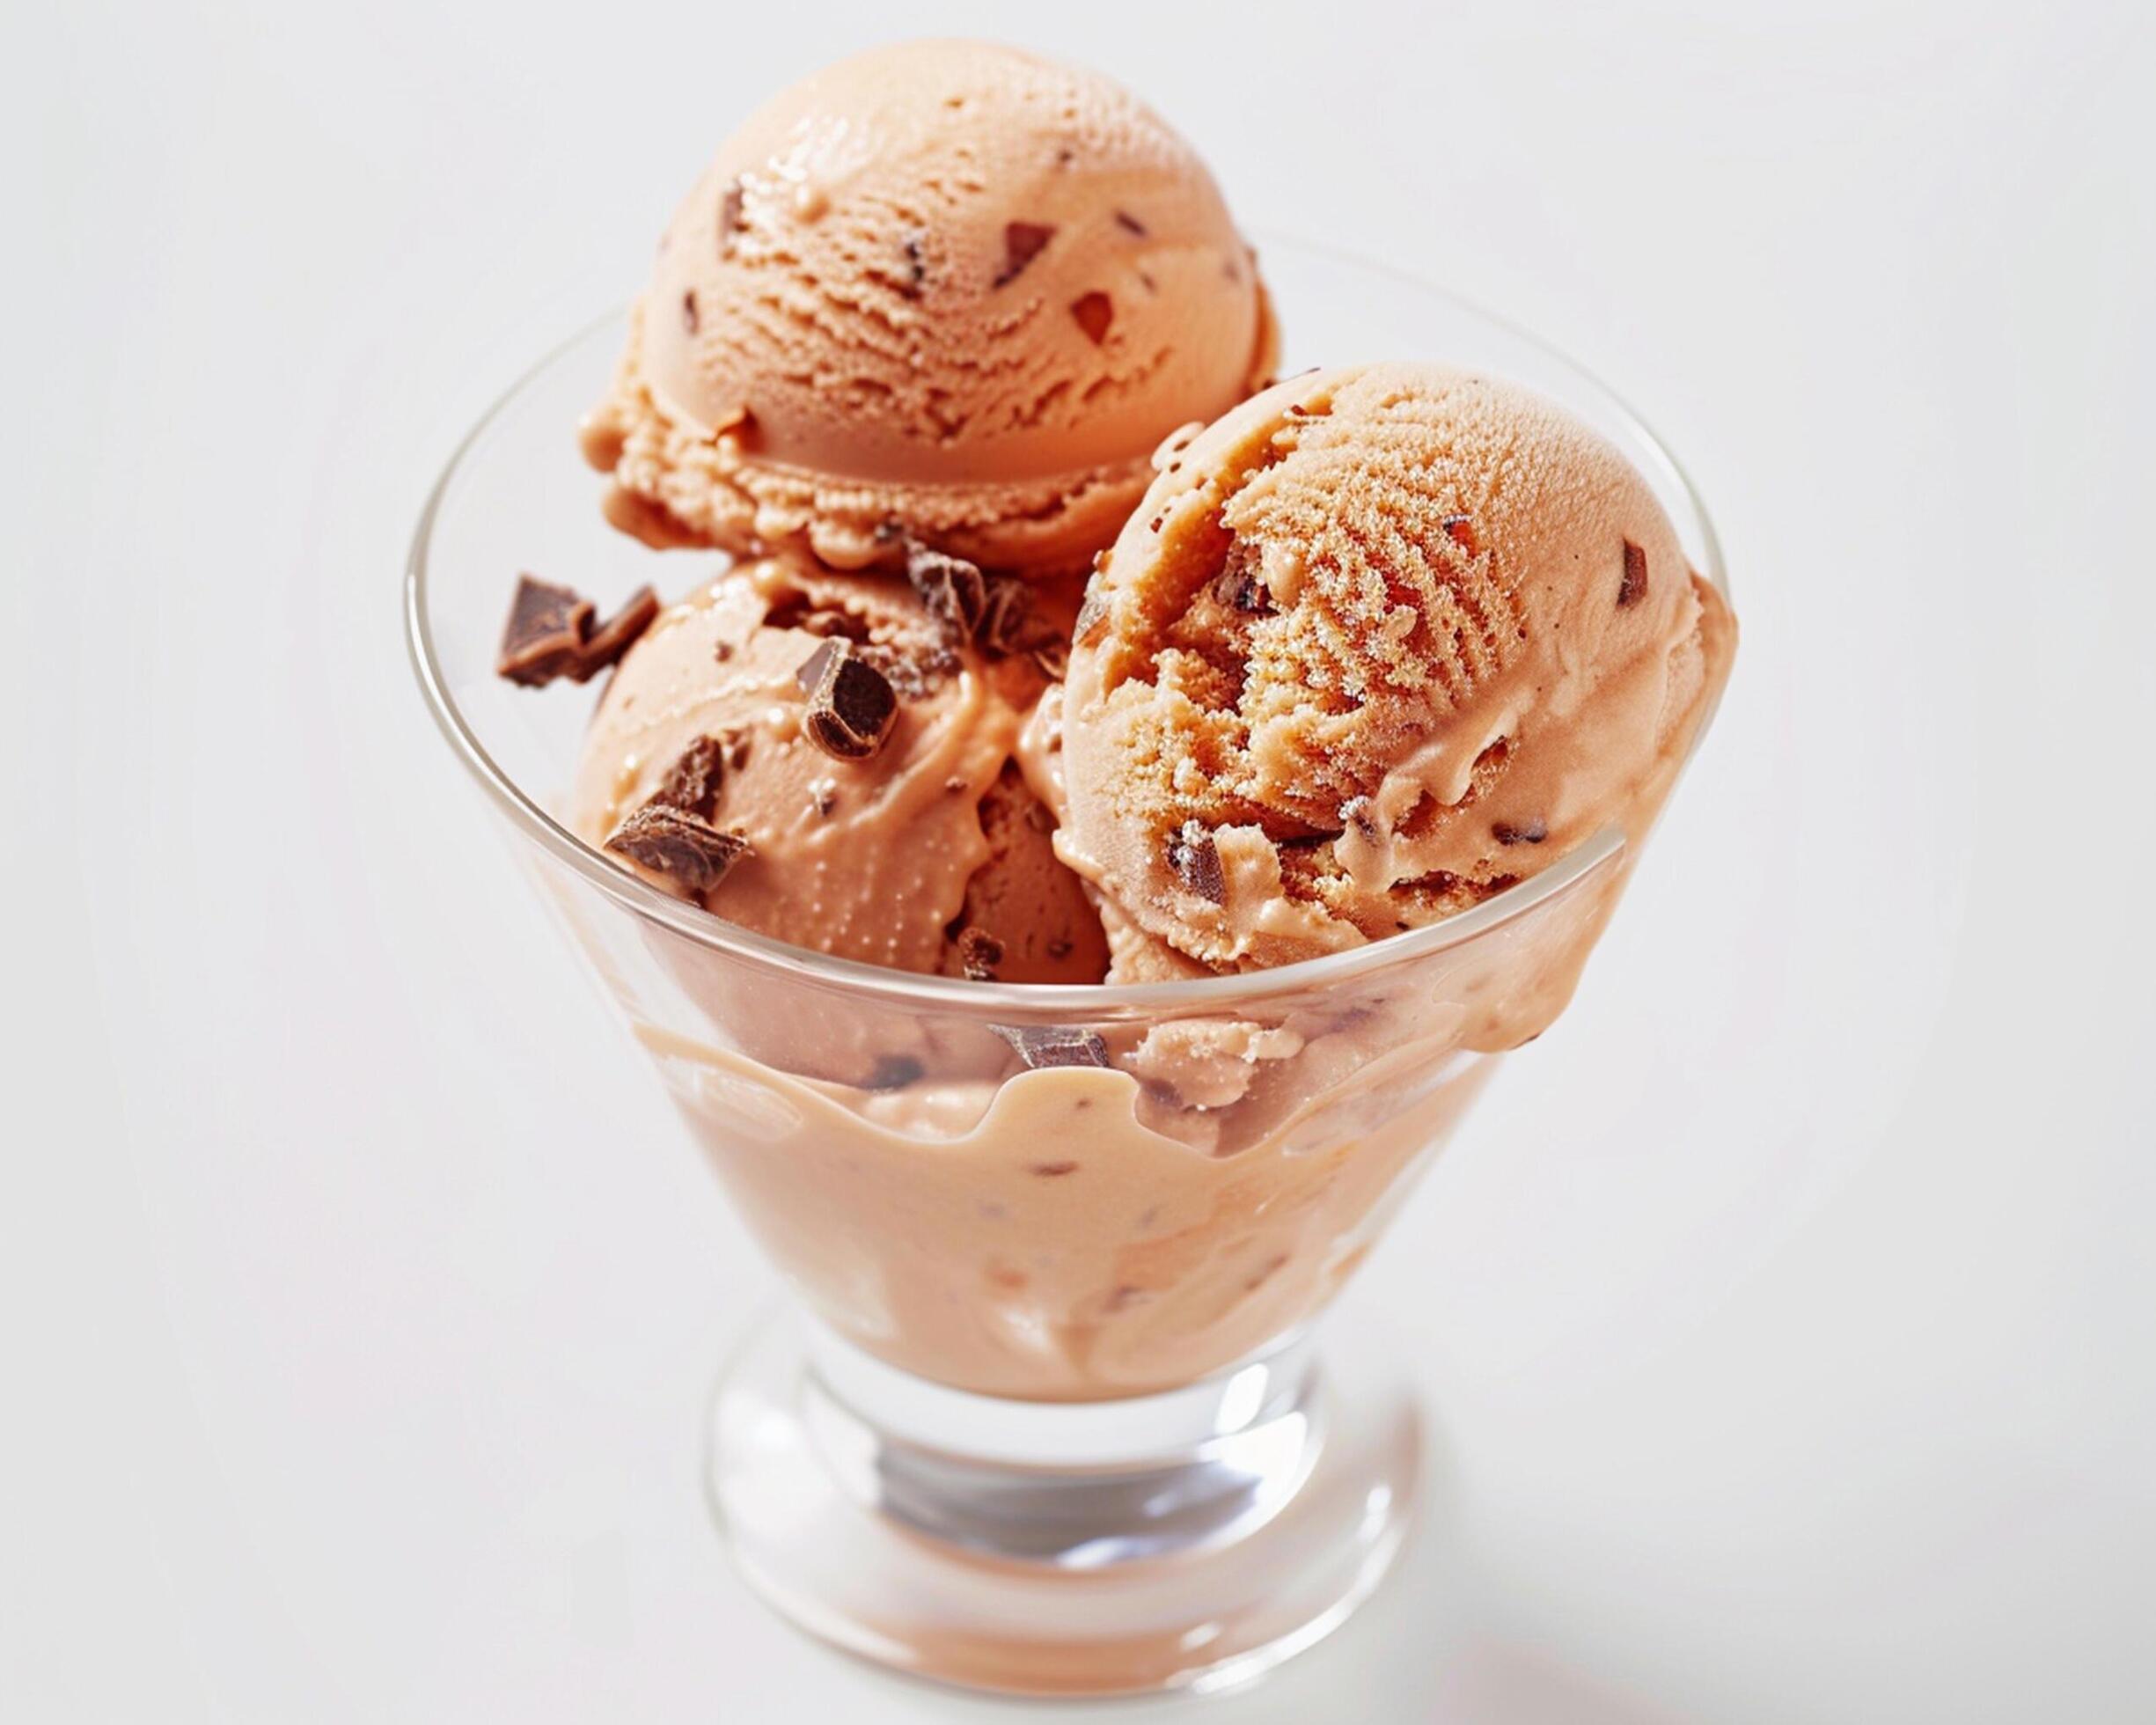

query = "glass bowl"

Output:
[[406, 238, 1727, 1698]]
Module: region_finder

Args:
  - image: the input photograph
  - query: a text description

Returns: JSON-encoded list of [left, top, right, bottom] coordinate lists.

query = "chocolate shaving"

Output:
[[605, 804, 750, 894], [1618, 539, 1648, 607], [1493, 818, 1548, 847], [496, 575, 593, 686], [994, 1025, 1111, 1069], [996, 221, 1056, 286], [1441, 515, 1479, 558], [796, 639, 898, 761], [1168, 819, 1227, 905], [903, 540, 987, 638], [955, 927, 1004, 981], [718, 180, 744, 253], [1113, 209, 1148, 237], [1069, 290, 1113, 345], [653, 735, 727, 818]]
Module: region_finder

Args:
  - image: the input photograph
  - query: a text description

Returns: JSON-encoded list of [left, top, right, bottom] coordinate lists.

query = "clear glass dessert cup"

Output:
[[406, 240, 1727, 1699]]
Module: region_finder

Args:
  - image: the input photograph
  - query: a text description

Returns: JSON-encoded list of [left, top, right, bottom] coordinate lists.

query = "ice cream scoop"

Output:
[[569, 554, 1107, 983], [1057, 363, 1737, 973], [581, 39, 1277, 576]]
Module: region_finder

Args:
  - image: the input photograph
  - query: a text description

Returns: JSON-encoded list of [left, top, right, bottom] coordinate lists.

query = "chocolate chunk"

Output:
[[1618, 539, 1649, 607], [496, 575, 593, 686], [653, 735, 727, 818], [1215, 541, 1268, 613], [994, 1025, 1111, 1069], [900, 231, 928, 298], [903, 540, 987, 637], [976, 576, 1035, 656], [1069, 290, 1113, 345], [1492, 818, 1548, 847], [1167, 819, 1226, 904], [955, 927, 1004, 981], [605, 804, 750, 894], [1074, 585, 1111, 647], [863, 1053, 924, 1091], [573, 585, 659, 681], [681, 290, 699, 334], [796, 640, 898, 760], [1441, 514, 1479, 558], [996, 221, 1056, 286], [1113, 209, 1148, 237], [719, 180, 744, 253]]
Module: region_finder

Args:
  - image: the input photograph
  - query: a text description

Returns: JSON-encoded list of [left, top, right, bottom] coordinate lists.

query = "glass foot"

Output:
[[703, 1310, 1421, 1698]]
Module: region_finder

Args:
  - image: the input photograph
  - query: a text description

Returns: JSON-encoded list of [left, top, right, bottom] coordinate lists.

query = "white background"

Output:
[[5, 1, 2152, 1719]]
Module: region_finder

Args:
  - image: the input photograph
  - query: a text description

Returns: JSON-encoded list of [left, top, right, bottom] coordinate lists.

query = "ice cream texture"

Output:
[[1058, 362, 1736, 973], [568, 554, 1107, 985], [583, 39, 1277, 576]]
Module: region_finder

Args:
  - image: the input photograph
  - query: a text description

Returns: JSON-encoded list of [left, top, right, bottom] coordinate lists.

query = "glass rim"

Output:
[[404, 237, 1729, 1017]]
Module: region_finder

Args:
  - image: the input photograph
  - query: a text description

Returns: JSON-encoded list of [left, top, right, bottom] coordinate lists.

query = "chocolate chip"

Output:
[[994, 1024, 1111, 1069], [996, 221, 1056, 285], [863, 1054, 924, 1091], [653, 735, 727, 818], [796, 640, 898, 761], [1215, 541, 1268, 613], [1493, 818, 1549, 847], [681, 290, 699, 334], [1113, 209, 1148, 237], [1441, 515, 1479, 558], [955, 926, 1004, 981], [1618, 539, 1648, 608], [1168, 819, 1226, 905], [1069, 290, 1113, 345], [903, 540, 987, 638], [574, 585, 659, 680], [496, 575, 593, 686], [604, 804, 750, 893], [719, 180, 744, 253], [900, 231, 928, 298]]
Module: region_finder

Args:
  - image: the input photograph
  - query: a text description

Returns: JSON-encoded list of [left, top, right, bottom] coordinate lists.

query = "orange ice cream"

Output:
[[581, 40, 1277, 576]]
